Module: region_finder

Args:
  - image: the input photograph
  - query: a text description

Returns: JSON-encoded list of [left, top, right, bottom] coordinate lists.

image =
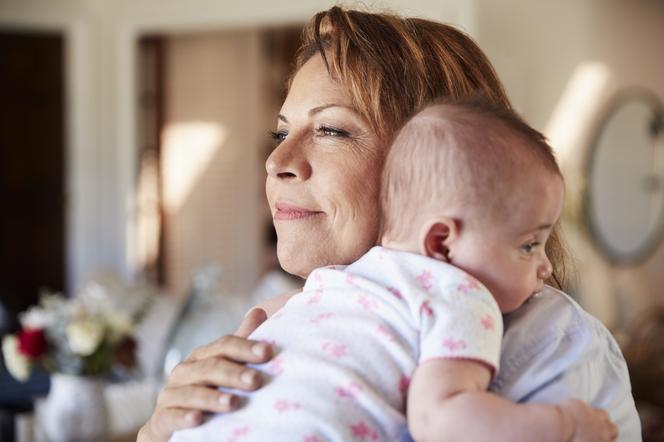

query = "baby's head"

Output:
[[380, 98, 564, 313]]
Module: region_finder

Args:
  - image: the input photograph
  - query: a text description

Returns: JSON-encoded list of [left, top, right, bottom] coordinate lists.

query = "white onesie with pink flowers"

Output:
[[170, 246, 502, 442]]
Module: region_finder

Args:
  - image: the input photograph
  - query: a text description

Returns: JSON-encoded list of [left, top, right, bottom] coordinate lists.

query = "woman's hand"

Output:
[[137, 308, 271, 442], [558, 399, 619, 442]]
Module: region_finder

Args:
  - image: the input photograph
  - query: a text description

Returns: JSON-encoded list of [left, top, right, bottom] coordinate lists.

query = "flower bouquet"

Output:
[[2, 289, 140, 381], [1, 285, 148, 442]]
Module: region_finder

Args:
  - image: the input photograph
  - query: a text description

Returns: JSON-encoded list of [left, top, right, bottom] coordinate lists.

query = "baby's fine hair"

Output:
[[380, 96, 562, 243]]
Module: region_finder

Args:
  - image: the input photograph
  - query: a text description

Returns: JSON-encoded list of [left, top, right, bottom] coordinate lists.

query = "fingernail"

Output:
[[252, 343, 267, 357], [241, 370, 257, 385], [185, 412, 198, 424], [218, 394, 231, 406]]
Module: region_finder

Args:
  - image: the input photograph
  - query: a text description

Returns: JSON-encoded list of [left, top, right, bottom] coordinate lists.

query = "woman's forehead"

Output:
[[280, 55, 352, 114]]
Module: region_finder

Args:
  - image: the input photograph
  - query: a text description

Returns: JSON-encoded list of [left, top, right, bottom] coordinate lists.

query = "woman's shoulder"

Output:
[[492, 285, 641, 439], [496, 285, 625, 383], [501, 285, 620, 354]]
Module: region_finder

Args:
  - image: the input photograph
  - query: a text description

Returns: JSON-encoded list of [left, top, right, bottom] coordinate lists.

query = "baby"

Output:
[[170, 100, 616, 441]]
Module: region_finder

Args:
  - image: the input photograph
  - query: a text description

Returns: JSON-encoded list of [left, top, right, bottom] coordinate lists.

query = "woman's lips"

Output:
[[273, 202, 324, 220]]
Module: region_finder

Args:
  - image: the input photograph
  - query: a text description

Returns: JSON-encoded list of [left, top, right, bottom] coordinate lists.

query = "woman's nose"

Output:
[[537, 255, 553, 280], [265, 137, 312, 181]]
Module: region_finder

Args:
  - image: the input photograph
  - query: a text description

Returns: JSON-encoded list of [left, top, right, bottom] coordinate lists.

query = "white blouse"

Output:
[[487, 286, 641, 442]]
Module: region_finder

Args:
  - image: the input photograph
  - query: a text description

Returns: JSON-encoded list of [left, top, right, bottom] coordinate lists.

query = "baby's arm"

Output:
[[407, 359, 617, 442]]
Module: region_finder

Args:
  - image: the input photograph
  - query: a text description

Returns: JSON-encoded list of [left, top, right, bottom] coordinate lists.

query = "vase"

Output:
[[40, 373, 109, 442]]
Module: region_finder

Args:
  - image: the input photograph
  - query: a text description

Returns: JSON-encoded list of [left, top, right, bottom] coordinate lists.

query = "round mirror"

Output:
[[584, 89, 664, 263]]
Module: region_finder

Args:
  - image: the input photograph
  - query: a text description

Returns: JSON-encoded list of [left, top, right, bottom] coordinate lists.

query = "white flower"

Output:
[[66, 318, 105, 356], [19, 306, 55, 330], [105, 310, 134, 343], [2, 335, 31, 381], [39, 291, 66, 311], [65, 299, 86, 319]]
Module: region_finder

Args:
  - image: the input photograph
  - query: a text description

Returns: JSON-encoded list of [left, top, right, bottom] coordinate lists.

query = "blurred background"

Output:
[[0, 0, 663, 440]]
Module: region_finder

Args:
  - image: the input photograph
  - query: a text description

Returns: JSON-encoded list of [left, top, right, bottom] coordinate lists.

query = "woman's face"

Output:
[[266, 54, 385, 278]]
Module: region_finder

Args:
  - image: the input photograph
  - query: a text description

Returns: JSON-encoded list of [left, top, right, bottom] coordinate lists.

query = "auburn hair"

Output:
[[290, 6, 569, 290]]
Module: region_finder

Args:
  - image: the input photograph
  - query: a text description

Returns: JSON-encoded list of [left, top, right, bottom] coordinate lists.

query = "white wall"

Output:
[[476, 0, 664, 131], [160, 31, 264, 296]]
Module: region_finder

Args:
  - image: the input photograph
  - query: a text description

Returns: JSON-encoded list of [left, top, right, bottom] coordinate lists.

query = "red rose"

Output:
[[114, 336, 137, 368], [17, 328, 47, 358]]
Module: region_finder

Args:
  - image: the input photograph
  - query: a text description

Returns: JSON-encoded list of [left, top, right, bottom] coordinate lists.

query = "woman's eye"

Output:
[[315, 125, 350, 138], [269, 130, 288, 145]]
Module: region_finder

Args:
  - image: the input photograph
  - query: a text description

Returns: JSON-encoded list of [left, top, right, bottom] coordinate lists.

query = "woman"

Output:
[[139, 7, 640, 441]]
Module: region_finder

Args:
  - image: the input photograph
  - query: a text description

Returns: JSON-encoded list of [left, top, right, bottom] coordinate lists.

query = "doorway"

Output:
[[0, 31, 65, 317]]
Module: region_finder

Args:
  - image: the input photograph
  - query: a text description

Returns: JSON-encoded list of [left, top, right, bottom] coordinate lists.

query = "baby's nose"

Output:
[[538, 257, 553, 280]]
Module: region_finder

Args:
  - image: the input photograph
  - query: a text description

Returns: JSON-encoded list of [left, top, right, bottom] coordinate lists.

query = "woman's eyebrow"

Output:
[[277, 104, 355, 123], [308, 103, 343, 115]]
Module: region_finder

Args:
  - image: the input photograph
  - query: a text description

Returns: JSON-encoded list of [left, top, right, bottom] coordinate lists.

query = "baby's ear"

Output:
[[419, 218, 459, 262]]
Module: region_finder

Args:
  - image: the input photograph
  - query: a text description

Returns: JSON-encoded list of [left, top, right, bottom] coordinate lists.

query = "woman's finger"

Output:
[[138, 408, 202, 442], [169, 356, 265, 391], [187, 334, 272, 364], [140, 310, 272, 442], [158, 384, 239, 413], [235, 307, 268, 338]]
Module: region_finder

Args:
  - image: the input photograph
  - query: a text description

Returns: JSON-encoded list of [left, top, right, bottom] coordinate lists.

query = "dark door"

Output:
[[0, 31, 65, 317]]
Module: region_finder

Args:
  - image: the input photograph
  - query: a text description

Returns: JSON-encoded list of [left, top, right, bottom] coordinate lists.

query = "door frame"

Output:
[[0, 10, 97, 295]]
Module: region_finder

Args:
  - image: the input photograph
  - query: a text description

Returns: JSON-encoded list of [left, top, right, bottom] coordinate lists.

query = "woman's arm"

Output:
[[138, 289, 301, 442], [138, 309, 271, 442], [254, 288, 300, 317], [407, 359, 616, 442]]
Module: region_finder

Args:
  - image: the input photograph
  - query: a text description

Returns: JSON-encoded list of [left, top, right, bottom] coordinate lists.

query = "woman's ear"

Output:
[[419, 218, 459, 262]]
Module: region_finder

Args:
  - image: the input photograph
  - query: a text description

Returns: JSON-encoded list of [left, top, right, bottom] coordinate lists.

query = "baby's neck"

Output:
[[379, 239, 420, 255]]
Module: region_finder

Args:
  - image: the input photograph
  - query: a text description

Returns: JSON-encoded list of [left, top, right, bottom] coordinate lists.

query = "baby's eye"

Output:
[[315, 125, 350, 138], [269, 130, 288, 145], [521, 242, 540, 254]]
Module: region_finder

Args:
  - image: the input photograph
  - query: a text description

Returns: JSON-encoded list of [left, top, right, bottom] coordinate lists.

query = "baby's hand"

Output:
[[558, 399, 618, 442]]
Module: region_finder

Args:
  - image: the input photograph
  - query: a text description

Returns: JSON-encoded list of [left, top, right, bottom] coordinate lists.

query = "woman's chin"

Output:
[[277, 245, 319, 279]]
